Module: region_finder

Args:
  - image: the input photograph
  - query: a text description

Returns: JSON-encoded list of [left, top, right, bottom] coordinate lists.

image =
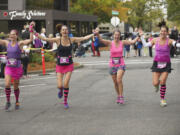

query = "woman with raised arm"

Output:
[[0, 22, 34, 111], [96, 29, 139, 104], [35, 24, 95, 109], [140, 25, 180, 107]]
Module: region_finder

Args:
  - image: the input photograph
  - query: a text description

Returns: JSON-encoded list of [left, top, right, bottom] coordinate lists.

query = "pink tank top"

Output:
[[154, 38, 170, 62], [109, 41, 125, 67]]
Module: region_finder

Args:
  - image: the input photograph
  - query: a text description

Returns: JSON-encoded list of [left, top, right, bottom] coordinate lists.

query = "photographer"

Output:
[[0, 36, 7, 78]]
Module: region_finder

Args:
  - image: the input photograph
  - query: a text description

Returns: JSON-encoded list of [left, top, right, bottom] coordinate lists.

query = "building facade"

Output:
[[0, 0, 98, 36]]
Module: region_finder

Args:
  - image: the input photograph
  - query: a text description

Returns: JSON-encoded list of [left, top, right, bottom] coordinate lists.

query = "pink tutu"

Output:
[[56, 64, 74, 73], [5, 66, 23, 80]]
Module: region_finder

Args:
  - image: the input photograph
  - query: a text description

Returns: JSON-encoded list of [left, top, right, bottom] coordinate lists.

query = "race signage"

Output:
[[112, 10, 119, 16], [3, 10, 46, 20], [111, 16, 120, 27]]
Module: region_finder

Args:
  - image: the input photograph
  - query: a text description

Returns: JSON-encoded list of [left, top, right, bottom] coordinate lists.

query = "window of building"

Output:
[[26, 0, 68, 11], [26, 0, 54, 10], [0, 0, 8, 10]]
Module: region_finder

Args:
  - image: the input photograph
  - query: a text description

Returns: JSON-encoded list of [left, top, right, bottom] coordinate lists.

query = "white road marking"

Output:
[[0, 84, 46, 98], [80, 60, 180, 66]]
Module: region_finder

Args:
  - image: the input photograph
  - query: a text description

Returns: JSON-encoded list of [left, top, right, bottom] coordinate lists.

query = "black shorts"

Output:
[[151, 61, 172, 73]]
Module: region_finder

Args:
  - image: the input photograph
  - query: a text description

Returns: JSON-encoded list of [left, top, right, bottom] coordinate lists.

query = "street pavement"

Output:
[[0, 51, 180, 135]]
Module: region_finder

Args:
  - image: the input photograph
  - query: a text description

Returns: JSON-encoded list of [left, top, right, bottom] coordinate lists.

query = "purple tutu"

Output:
[[5, 66, 23, 80]]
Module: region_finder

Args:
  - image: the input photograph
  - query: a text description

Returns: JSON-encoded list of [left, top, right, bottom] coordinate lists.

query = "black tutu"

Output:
[[151, 61, 172, 73]]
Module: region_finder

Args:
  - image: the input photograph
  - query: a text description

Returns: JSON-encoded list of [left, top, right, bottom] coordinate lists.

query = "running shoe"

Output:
[[5, 102, 11, 111], [64, 102, 69, 109], [15, 102, 20, 110], [116, 96, 121, 104], [119, 96, 124, 104], [160, 99, 167, 107], [154, 84, 159, 93], [116, 96, 124, 104], [58, 89, 63, 99]]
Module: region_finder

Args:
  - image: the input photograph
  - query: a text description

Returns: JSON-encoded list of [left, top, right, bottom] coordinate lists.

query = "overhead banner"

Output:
[[2, 10, 46, 20]]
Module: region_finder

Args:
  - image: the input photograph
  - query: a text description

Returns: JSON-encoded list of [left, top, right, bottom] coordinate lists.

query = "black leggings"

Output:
[[0, 63, 6, 78], [149, 47, 153, 57], [22, 57, 29, 76]]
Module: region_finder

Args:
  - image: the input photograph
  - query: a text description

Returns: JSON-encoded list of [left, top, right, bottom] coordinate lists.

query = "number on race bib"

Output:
[[7, 58, 18, 67], [60, 57, 70, 64], [112, 57, 121, 65], [157, 62, 167, 69]]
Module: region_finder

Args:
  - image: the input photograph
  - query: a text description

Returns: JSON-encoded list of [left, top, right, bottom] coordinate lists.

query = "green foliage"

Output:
[[123, 0, 164, 30], [70, 0, 164, 31], [29, 52, 55, 65], [70, 0, 128, 23], [30, 63, 36, 67], [0, 32, 7, 39], [29, 52, 42, 64], [167, 0, 180, 24], [44, 53, 55, 62]]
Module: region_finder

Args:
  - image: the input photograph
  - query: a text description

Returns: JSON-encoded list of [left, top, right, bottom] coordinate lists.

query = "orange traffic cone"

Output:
[[11, 78, 14, 85]]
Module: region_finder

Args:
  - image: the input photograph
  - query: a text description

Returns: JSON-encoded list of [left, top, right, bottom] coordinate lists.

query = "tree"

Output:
[[69, 0, 129, 23], [123, 0, 164, 31], [167, 0, 180, 24]]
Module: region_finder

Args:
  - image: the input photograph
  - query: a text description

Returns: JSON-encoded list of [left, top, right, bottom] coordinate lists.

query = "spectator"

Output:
[[91, 37, 96, 56], [137, 38, 143, 57], [0, 36, 7, 78], [148, 34, 153, 57], [46, 34, 54, 49], [143, 34, 148, 57], [170, 26, 178, 57], [40, 28, 47, 48], [93, 28, 100, 57], [125, 38, 131, 58], [75, 41, 86, 57], [132, 27, 138, 57], [21, 24, 30, 40], [33, 35, 43, 48], [21, 45, 30, 78]]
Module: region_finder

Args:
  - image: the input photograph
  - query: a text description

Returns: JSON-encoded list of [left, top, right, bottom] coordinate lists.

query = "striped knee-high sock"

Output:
[[64, 88, 69, 103], [14, 89, 20, 103], [5, 88, 11, 103], [160, 84, 166, 99]]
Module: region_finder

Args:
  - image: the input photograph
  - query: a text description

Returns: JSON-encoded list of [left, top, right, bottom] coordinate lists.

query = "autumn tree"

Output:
[[123, 0, 164, 31], [70, 0, 129, 23]]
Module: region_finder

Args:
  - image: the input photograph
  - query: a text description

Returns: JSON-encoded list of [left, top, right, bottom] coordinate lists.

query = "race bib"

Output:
[[7, 58, 18, 67], [112, 57, 121, 65], [59, 57, 70, 64], [157, 62, 167, 69]]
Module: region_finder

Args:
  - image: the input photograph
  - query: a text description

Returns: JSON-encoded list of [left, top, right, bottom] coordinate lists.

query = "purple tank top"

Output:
[[154, 38, 170, 62], [6, 42, 21, 67]]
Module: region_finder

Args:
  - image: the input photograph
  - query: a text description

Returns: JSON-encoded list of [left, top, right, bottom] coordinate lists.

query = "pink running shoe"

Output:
[[119, 96, 124, 104], [116, 96, 121, 104]]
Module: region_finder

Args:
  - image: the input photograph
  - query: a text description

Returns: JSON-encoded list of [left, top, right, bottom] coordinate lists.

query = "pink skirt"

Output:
[[56, 64, 74, 73], [5, 66, 23, 80]]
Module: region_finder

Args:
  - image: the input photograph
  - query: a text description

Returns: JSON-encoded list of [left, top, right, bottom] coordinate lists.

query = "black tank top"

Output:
[[57, 38, 73, 65]]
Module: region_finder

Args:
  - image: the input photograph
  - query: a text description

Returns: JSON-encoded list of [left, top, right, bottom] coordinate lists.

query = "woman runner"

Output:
[[0, 22, 34, 111], [35, 24, 95, 109], [96, 29, 139, 104], [140, 25, 179, 107]]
